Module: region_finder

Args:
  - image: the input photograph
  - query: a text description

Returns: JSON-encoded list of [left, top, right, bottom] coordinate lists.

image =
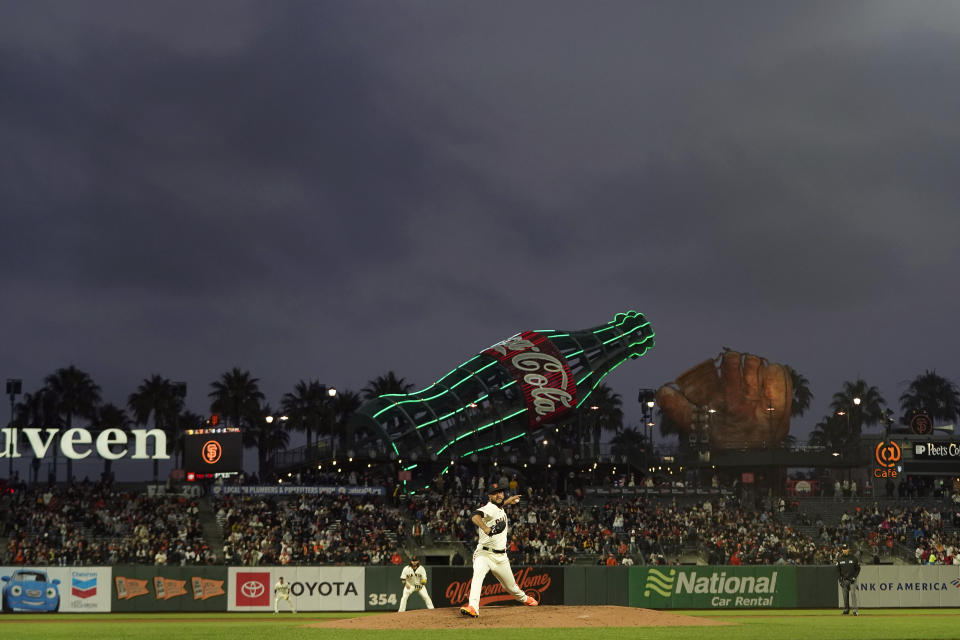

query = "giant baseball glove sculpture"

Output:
[[655, 349, 793, 449]]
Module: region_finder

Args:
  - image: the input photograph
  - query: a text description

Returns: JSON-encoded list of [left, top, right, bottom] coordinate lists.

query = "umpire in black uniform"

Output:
[[836, 542, 860, 616]]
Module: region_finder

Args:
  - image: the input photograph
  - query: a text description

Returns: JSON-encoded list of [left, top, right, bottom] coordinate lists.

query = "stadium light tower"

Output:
[[638, 387, 657, 459]]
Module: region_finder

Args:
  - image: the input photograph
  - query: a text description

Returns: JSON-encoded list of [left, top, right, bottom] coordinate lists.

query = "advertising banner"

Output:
[[629, 566, 796, 609], [0, 566, 111, 614], [227, 566, 364, 611], [111, 565, 227, 612], [430, 566, 564, 608], [844, 565, 960, 608]]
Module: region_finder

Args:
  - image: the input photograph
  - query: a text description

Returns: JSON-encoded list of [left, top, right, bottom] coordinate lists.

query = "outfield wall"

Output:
[[2, 565, 957, 613]]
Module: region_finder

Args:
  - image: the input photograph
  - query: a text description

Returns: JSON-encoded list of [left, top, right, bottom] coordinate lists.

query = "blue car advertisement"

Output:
[[0, 567, 111, 613]]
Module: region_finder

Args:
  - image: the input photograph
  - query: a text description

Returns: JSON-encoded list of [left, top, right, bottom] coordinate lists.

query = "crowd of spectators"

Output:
[[2, 471, 958, 568], [399, 486, 587, 566], [2, 480, 212, 566], [213, 493, 406, 566], [838, 502, 959, 565]]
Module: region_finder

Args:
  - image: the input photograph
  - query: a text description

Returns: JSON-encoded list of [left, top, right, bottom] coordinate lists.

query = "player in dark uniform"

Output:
[[837, 543, 860, 616]]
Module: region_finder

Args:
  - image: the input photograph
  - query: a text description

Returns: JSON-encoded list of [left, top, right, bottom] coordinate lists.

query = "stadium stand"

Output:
[[2, 473, 956, 568]]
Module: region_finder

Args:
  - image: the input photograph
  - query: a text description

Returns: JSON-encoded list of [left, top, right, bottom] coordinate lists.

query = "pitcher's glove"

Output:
[[489, 520, 506, 535]]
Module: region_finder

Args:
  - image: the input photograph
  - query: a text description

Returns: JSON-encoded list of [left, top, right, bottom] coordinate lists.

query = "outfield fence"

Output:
[[2, 564, 958, 613]]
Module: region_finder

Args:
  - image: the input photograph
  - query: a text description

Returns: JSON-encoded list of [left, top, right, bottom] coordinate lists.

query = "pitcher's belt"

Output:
[[481, 546, 505, 553]]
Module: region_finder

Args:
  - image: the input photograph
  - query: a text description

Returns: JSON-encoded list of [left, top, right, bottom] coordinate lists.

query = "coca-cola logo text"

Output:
[[484, 332, 576, 426]]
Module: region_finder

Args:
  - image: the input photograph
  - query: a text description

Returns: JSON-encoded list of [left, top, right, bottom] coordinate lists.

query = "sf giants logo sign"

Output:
[[202, 440, 222, 464], [484, 332, 576, 426]]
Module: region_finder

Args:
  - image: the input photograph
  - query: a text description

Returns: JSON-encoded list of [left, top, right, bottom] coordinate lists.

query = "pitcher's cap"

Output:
[[487, 483, 504, 494]]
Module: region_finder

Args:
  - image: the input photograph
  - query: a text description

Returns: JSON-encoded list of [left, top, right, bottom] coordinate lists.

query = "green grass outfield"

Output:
[[1, 610, 958, 640]]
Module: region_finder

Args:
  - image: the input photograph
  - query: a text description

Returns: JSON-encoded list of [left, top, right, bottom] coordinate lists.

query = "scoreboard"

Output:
[[183, 428, 243, 473]]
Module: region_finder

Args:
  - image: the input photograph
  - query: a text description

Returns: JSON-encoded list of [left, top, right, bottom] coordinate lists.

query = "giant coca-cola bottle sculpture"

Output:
[[350, 310, 654, 480]]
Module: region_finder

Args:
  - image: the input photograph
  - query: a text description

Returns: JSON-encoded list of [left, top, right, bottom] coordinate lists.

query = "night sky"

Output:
[[2, 3, 959, 480]]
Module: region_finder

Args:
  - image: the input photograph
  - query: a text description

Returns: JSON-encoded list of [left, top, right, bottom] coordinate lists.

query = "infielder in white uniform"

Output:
[[274, 576, 296, 614], [398, 556, 434, 612], [459, 483, 538, 618]]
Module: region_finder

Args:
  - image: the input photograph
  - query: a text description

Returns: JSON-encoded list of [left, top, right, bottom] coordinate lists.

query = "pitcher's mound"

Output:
[[307, 605, 731, 629]]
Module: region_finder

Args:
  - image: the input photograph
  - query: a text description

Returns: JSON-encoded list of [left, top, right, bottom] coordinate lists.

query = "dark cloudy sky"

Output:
[[2, 2, 959, 479]]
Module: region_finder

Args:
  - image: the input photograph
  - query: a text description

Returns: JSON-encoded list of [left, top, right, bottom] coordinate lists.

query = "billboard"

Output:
[[846, 566, 960, 608], [111, 566, 227, 612], [0, 566, 111, 614], [227, 566, 364, 611], [430, 566, 564, 608], [183, 429, 243, 473], [629, 566, 796, 609]]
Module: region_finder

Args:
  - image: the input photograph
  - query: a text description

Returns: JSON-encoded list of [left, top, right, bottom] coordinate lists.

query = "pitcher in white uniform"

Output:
[[459, 483, 538, 618]]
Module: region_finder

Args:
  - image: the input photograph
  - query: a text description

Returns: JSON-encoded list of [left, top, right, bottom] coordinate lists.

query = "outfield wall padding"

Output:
[[7, 564, 958, 613], [796, 566, 839, 608], [363, 565, 433, 611], [563, 566, 629, 606]]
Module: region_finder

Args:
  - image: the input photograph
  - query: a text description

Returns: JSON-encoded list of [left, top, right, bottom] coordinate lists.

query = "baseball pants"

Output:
[[275, 593, 296, 613], [467, 549, 528, 611], [840, 579, 858, 613], [398, 586, 434, 612]]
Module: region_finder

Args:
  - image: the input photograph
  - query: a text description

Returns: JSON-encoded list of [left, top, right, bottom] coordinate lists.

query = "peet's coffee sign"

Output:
[[483, 332, 577, 427], [433, 566, 563, 607], [913, 441, 960, 460], [0, 427, 169, 461]]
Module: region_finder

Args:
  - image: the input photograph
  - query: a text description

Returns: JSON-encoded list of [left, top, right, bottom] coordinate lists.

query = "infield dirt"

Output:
[[308, 605, 733, 629]]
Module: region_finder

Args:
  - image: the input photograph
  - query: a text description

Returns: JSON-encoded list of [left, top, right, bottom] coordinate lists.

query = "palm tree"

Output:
[[94, 403, 130, 481], [331, 389, 363, 449], [245, 403, 290, 478], [589, 383, 623, 453], [208, 368, 265, 429], [829, 379, 887, 443], [172, 410, 205, 468], [362, 371, 414, 399], [609, 426, 649, 466], [786, 366, 813, 418], [129, 375, 183, 481], [281, 380, 333, 451], [45, 366, 102, 482], [809, 413, 851, 452], [899, 370, 960, 426], [14, 389, 62, 483]]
